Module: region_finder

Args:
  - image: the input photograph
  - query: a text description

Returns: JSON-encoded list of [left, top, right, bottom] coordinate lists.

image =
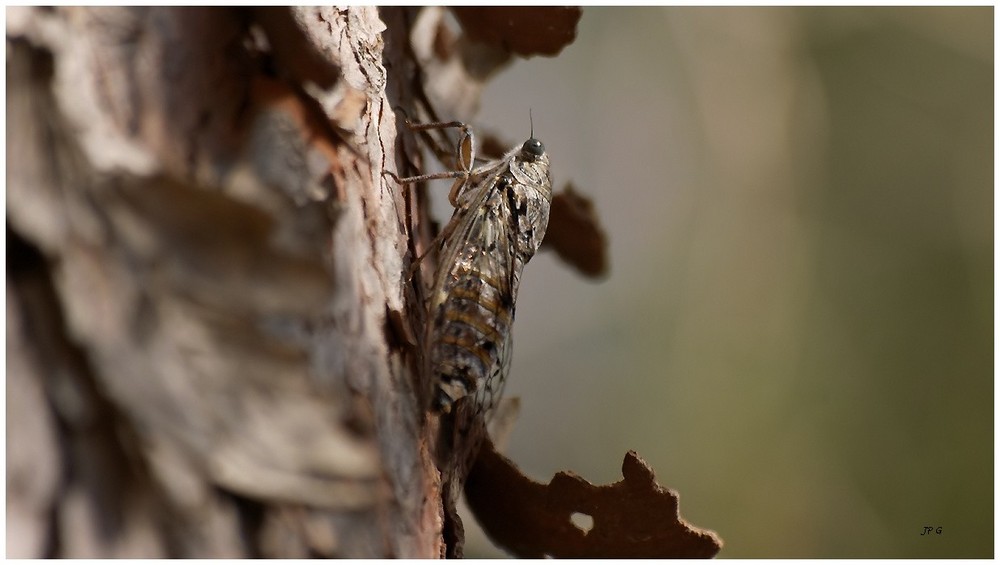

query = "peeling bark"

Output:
[[7, 6, 441, 558]]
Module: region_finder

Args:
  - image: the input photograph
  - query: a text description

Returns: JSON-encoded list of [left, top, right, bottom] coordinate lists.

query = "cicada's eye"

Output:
[[521, 138, 545, 158]]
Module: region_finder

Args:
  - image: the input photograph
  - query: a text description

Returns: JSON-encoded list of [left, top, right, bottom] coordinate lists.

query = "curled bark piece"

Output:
[[465, 438, 723, 558], [546, 183, 609, 278], [451, 7, 582, 58]]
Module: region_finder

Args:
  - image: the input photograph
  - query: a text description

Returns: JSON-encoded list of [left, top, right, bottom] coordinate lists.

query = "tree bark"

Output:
[[7, 6, 447, 558]]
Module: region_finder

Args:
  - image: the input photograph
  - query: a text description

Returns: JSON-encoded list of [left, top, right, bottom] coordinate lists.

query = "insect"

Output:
[[389, 119, 553, 418]]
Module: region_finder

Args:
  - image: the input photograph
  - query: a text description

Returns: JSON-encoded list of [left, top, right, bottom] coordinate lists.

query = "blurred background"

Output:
[[455, 7, 992, 558]]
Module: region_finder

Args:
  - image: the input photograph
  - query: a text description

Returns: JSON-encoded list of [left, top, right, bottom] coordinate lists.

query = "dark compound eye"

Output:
[[521, 138, 545, 158]]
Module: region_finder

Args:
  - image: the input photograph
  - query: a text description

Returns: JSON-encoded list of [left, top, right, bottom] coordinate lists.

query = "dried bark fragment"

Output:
[[451, 7, 582, 58], [545, 183, 609, 278], [465, 438, 723, 558]]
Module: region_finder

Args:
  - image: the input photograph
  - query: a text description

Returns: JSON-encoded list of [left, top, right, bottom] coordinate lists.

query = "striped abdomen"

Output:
[[429, 243, 518, 413]]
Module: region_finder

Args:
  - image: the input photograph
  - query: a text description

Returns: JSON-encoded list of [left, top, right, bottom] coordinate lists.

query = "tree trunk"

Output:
[[7, 6, 448, 558]]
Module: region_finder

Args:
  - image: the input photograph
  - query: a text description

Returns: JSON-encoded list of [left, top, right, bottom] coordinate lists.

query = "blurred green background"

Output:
[[459, 7, 993, 558]]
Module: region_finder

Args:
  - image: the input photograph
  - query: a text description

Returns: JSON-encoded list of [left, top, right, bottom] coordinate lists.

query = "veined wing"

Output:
[[429, 166, 509, 307], [428, 168, 521, 415], [476, 322, 514, 416]]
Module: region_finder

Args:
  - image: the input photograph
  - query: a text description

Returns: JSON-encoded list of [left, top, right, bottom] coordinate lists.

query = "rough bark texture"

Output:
[[7, 6, 442, 558]]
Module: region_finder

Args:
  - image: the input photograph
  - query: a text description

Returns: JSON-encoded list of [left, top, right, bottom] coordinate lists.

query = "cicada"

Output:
[[391, 120, 552, 418]]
